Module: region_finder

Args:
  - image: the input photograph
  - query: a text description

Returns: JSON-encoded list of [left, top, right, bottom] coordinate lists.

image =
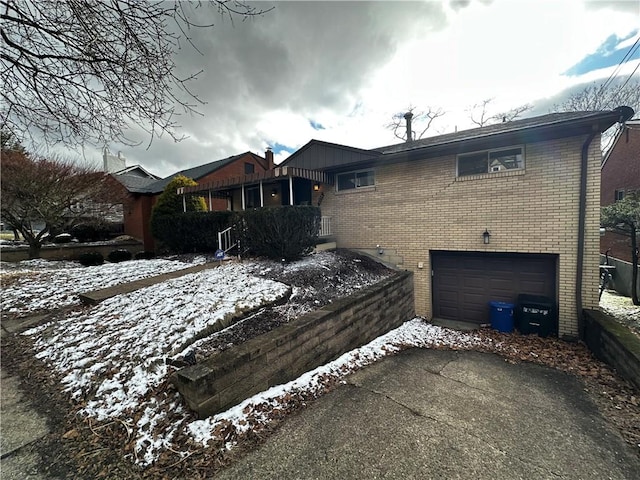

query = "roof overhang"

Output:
[[178, 167, 333, 195]]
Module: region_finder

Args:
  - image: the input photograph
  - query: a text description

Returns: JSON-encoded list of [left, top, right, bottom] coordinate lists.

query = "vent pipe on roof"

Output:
[[404, 112, 413, 142]]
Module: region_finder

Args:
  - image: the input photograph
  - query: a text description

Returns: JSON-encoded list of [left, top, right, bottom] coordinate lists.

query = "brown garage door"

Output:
[[432, 251, 557, 324]]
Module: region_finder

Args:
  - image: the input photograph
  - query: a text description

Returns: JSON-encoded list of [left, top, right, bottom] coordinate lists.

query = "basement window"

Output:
[[336, 169, 375, 191], [457, 146, 524, 177]]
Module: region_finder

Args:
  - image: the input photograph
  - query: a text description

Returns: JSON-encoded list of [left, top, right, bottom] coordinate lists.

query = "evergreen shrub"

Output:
[[236, 206, 320, 261], [151, 211, 234, 253], [108, 249, 132, 263], [78, 252, 104, 266]]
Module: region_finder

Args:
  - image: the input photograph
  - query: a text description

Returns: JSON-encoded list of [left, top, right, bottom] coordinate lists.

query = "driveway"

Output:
[[215, 349, 639, 480]]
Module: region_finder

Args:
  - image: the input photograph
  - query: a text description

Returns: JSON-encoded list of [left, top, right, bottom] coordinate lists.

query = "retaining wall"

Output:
[[599, 254, 640, 299], [172, 270, 415, 418], [583, 309, 640, 390], [0, 240, 144, 262]]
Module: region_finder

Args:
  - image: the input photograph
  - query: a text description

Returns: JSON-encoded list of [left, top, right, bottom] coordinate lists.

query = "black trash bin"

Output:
[[515, 294, 557, 337]]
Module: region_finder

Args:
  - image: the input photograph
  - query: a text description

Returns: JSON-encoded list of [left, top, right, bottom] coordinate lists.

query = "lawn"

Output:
[[1, 252, 638, 478]]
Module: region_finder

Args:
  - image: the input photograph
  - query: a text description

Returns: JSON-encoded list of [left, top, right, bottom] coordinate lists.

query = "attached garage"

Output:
[[432, 251, 557, 325]]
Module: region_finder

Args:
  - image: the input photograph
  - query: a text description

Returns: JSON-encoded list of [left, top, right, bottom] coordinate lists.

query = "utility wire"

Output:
[[596, 35, 640, 102]]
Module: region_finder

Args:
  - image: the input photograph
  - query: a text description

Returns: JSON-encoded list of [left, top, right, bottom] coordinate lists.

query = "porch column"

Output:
[[182, 194, 186, 213], [241, 184, 246, 210], [208, 190, 212, 211], [259, 181, 264, 207], [289, 176, 294, 206]]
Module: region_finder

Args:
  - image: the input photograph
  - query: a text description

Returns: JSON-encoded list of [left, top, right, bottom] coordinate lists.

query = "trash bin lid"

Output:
[[489, 301, 515, 308]]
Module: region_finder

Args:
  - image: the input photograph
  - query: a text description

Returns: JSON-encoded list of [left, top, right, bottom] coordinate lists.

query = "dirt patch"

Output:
[[182, 249, 393, 359]]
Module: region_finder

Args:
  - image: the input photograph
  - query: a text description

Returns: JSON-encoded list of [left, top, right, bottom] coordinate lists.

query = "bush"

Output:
[[135, 251, 156, 260], [151, 211, 234, 253], [237, 206, 320, 261], [108, 249, 132, 263], [70, 223, 111, 242], [78, 252, 104, 266]]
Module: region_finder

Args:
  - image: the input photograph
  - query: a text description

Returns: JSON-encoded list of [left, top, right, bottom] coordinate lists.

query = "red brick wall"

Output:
[[601, 126, 640, 206], [600, 125, 640, 261], [123, 194, 156, 251]]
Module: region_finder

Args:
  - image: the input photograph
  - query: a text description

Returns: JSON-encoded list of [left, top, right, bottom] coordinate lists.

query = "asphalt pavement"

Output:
[[215, 349, 640, 480]]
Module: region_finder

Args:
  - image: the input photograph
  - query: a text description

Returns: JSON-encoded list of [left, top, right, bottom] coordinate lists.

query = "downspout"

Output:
[[575, 130, 597, 340]]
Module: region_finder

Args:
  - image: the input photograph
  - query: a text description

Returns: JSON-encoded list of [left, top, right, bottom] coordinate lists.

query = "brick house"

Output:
[[180, 108, 633, 339], [600, 119, 640, 263], [115, 150, 274, 250]]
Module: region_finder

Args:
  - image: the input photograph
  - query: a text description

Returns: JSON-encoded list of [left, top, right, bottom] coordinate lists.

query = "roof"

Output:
[[113, 165, 160, 180], [279, 140, 382, 170], [282, 108, 634, 172], [601, 118, 640, 168], [118, 152, 264, 194], [113, 173, 159, 193], [377, 110, 632, 155]]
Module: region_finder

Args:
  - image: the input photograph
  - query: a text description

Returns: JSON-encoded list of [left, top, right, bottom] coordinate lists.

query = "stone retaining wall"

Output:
[[172, 270, 415, 418], [583, 309, 640, 390], [0, 240, 144, 262]]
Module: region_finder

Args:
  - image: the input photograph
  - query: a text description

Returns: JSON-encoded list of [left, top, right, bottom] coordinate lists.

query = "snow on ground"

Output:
[[8, 254, 640, 469], [600, 289, 640, 335], [0, 257, 208, 316]]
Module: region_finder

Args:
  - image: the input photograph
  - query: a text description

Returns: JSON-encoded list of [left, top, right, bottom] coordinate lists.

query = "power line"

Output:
[[597, 35, 640, 100]]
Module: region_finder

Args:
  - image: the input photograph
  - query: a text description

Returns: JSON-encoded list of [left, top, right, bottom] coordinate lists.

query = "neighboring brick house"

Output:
[[600, 119, 640, 263], [178, 109, 632, 339], [115, 150, 274, 250]]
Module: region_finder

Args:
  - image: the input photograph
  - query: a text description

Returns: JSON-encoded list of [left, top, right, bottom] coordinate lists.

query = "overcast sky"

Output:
[[96, 0, 639, 178]]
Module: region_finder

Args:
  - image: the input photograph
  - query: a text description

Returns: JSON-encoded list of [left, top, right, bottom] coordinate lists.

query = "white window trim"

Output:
[[335, 168, 376, 192], [456, 145, 525, 178]]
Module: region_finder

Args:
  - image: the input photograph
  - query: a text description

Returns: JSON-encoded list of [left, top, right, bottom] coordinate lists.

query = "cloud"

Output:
[[55, 0, 638, 178]]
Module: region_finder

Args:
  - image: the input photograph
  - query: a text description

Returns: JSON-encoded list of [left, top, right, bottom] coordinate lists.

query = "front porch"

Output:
[[178, 166, 334, 245]]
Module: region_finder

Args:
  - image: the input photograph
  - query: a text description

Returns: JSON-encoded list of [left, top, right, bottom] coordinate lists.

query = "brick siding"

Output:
[[319, 135, 602, 338]]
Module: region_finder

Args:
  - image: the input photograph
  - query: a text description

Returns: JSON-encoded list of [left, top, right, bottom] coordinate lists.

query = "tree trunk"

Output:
[[632, 224, 639, 306], [28, 242, 41, 259]]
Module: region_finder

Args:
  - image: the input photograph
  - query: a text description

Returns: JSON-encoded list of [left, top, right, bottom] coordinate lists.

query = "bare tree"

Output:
[[1, 142, 126, 258], [467, 98, 532, 127], [0, 0, 271, 149], [387, 105, 445, 141], [551, 78, 640, 115]]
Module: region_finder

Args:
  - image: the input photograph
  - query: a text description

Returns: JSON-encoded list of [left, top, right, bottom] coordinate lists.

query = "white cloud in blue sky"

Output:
[[564, 30, 639, 76]]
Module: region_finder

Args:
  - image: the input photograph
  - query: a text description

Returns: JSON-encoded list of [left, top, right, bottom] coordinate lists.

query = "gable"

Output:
[[282, 140, 381, 171]]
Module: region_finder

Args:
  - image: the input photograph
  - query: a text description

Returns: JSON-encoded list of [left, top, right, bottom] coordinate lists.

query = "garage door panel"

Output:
[[433, 252, 556, 324]]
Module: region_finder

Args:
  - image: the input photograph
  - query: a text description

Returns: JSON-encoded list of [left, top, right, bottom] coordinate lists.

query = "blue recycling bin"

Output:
[[489, 301, 515, 333]]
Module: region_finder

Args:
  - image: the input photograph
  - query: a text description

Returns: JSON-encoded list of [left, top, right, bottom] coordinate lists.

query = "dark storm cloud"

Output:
[[118, 1, 453, 176]]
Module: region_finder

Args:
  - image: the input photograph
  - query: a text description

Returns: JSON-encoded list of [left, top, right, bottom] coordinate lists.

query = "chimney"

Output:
[[403, 112, 413, 142], [265, 147, 274, 170]]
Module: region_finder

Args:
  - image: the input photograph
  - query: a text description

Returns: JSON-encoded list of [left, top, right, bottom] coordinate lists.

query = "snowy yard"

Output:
[[2, 253, 638, 473], [2, 253, 488, 468], [0, 256, 209, 316]]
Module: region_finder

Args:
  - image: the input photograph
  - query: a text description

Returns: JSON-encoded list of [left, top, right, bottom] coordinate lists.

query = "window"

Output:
[[614, 190, 625, 202], [457, 147, 524, 177], [336, 169, 375, 191], [245, 186, 260, 208], [244, 162, 255, 174]]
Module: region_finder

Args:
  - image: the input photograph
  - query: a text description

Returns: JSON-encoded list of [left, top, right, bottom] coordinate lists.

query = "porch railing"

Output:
[[319, 216, 332, 237]]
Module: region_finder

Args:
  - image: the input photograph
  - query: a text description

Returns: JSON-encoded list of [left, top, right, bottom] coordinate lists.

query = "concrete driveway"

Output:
[[216, 349, 639, 480]]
